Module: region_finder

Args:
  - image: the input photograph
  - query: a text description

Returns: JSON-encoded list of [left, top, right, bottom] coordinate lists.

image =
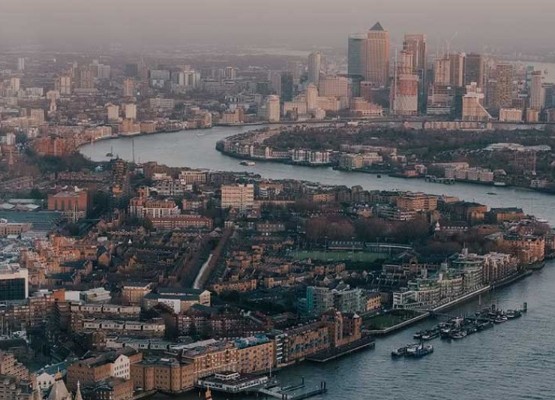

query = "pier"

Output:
[[256, 380, 327, 400]]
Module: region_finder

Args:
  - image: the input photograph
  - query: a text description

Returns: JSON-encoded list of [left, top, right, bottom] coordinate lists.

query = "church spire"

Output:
[[74, 381, 83, 400]]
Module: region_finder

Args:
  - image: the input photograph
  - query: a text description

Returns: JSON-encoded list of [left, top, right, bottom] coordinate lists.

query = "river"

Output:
[[81, 127, 555, 399]]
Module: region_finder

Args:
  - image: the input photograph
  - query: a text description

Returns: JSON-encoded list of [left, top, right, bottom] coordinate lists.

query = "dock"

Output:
[[256, 380, 327, 400]]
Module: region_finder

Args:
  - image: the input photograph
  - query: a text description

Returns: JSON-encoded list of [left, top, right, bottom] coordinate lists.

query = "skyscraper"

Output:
[[280, 72, 294, 102], [17, 57, 25, 71], [403, 34, 427, 77], [123, 78, 135, 97], [434, 56, 451, 86], [464, 53, 485, 88], [306, 83, 318, 112], [365, 22, 390, 87], [308, 52, 321, 86], [493, 63, 514, 110], [265, 95, 281, 123], [348, 34, 366, 77], [391, 50, 419, 116], [529, 71, 545, 111], [449, 53, 465, 87]]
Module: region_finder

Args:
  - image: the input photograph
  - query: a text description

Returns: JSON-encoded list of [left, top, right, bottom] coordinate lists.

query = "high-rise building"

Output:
[[17, 57, 25, 71], [365, 22, 390, 87], [265, 95, 281, 123], [348, 34, 366, 77], [9, 77, 20, 92], [529, 71, 545, 111], [434, 56, 451, 86], [319, 75, 350, 98], [493, 63, 514, 110], [56, 76, 72, 95], [449, 53, 465, 87], [462, 83, 492, 121], [308, 52, 321, 86], [280, 72, 294, 102], [123, 79, 134, 97], [306, 84, 318, 112], [391, 50, 419, 116], [403, 34, 427, 77], [464, 53, 485, 88], [78, 66, 95, 89]]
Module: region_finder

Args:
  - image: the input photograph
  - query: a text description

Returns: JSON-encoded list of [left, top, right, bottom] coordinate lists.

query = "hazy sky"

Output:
[[1, 0, 554, 54]]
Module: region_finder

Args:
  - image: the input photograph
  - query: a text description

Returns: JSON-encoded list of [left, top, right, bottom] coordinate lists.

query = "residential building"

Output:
[[221, 184, 255, 211]]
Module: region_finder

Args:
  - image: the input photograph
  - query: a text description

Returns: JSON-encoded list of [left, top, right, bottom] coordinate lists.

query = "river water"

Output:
[[81, 127, 555, 400]]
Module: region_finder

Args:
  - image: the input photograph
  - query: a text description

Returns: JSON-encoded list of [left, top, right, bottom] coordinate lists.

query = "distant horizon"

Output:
[[1, 0, 554, 57]]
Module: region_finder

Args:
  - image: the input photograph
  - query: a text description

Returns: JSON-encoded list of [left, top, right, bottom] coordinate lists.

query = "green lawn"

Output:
[[291, 250, 388, 262], [364, 310, 423, 330]]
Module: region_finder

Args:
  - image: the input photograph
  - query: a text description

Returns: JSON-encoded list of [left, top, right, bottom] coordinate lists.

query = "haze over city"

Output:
[[1, 0, 555, 54], [1, 1, 555, 400]]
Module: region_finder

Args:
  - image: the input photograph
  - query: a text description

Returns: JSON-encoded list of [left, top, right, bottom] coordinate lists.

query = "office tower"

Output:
[[319, 76, 350, 98], [265, 95, 281, 122], [391, 50, 419, 116], [308, 52, 321, 86], [58, 76, 72, 95], [493, 63, 514, 109], [434, 56, 451, 86], [403, 34, 427, 77], [462, 82, 492, 121], [268, 71, 282, 96], [17, 57, 25, 71], [348, 34, 367, 77], [464, 53, 485, 88], [123, 78, 134, 97], [280, 72, 294, 102], [306, 84, 318, 112], [449, 53, 465, 87], [365, 22, 390, 87], [529, 71, 545, 111]]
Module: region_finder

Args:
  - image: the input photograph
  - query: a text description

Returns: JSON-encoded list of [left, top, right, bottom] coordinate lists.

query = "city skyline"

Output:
[[1, 0, 555, 55]]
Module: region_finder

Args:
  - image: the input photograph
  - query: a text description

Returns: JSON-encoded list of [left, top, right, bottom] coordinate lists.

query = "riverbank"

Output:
[[366, 269, 535, 336]]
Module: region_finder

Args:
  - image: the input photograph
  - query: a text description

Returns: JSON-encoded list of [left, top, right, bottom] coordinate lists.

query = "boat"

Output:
[[413, 332, 423, 340], [487, 192, 497, 196], [493, 182, 507, 187], [528, 261, 546, 271], [376, 174, 382, 178], [106, 146, 114, 157], [477, 321, 494, 331], [240, 161, 256, 166], [391, 346, 408, 358], [494, 315, 508, 324], [450, 330, 467, 340], [405, 343, 434, 358], [421, 330, 440, 341], [506, 310, 522, 319]]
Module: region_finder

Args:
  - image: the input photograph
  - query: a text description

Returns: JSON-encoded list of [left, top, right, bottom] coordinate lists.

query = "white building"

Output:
[[265, 95, 280, 123]]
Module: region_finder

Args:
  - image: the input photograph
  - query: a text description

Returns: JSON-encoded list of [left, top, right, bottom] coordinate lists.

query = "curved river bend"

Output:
[[81, 127, 555, 400]]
